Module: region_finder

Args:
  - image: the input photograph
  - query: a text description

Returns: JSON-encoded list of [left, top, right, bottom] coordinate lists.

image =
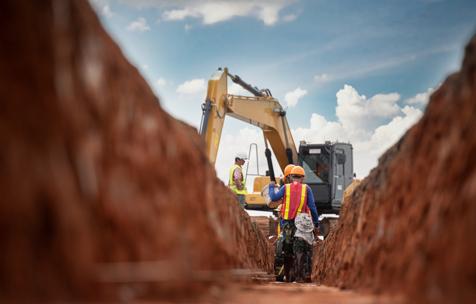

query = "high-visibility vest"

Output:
[[281, 181, 309, 220], [228, 164, 247, 195]]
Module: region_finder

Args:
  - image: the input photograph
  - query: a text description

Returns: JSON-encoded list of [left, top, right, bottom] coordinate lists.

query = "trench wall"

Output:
[[0, 1, 272, 301], [313, 34, 476, 304]]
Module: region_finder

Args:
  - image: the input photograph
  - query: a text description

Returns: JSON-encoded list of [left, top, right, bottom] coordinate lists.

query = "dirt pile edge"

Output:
[[313, 34, 476, 304], [0, 0, 272, 301]]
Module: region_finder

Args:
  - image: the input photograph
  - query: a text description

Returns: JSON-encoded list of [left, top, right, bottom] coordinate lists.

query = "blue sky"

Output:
[[91, 0, 475, 181]]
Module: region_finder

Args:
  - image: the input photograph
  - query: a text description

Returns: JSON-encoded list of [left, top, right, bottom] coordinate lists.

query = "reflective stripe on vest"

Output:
[[228, 164, 247, 195], [284, 184, 291, 219], [282, 183, 307, 220], [297, 184, 307, 213]]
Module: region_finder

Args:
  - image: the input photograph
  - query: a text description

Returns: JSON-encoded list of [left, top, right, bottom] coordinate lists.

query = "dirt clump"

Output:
[[0, 0, 272, 301], [313, 34, 476, 303]]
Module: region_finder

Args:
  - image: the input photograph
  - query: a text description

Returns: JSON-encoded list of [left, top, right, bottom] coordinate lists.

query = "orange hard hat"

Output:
[[290, 166, 305, 177], [284, 164, 295, 177]]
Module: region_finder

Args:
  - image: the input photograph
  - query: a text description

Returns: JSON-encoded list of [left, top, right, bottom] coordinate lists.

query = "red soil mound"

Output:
[[0, 1, 272, 301], [313, 34, 476, 304]]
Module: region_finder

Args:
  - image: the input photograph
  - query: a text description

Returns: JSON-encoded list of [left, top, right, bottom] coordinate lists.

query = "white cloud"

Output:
[[156, 77, 167, 87], [283, 13, 297, 22], [89, 0, 114, 18], [228, 83, 250, 96], [314, 73, 330, 84], [213, 85, 425, 183], [405, 87, 435, 106], [284, 87, 307, 108], [102, 5, 113, 18], [336, 84, 400, 131], [365, 105, 423, 156], [127, 17, 150, 32], [176, 78, 206, 95], [293, 85, 423, 178], [121, 0, 295, 26]]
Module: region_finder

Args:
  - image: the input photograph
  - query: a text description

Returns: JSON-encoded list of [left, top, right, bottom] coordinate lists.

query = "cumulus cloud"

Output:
[[336, 84, 400, 131], [293, 85, 423, 178], [284, 87, 307, 107], [121, 0, 295, 26], [176, 78, 206, 95], [405, 87, 435, 106], [212, 85, 426, 184], [127, 17, 150, 32]]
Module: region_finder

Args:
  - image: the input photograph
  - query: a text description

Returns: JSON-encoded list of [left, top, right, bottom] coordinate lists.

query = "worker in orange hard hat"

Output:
[[268, 164, 295, 209], [270, 165, 319, 228], [281, 164, 295, 186], [269, 165, 319, 282]]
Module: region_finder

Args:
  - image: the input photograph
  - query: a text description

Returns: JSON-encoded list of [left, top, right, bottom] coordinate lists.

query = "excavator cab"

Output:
[[298, 141, 354, 214]]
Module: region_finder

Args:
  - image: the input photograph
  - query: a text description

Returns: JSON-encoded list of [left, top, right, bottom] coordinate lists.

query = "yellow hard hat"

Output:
[[284, 164, 295, 178], [290, 166, 305, 177]]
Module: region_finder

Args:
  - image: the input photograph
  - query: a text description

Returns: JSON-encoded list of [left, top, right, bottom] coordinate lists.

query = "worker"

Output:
[[228, 152, 248, 208], [268, 164, 294, 209], [269, 165, 319, 228], [280, 164, 295, 186], [269, 165, 319, 282], [293, 212, 315, 282]]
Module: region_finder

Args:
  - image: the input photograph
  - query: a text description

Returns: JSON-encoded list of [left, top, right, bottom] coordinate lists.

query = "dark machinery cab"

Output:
[[298, 141, 354, 214]]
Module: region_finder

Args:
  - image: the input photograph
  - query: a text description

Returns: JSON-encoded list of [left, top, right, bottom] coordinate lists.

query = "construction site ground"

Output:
[[177, 282, 401, 304]]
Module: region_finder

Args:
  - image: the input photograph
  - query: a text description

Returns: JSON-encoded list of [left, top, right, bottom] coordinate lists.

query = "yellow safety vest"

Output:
[[228, 164, 248, 195]]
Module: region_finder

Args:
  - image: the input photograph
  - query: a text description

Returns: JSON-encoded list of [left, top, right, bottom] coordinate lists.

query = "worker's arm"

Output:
[[306, 185, 319, 227], [233, 168, 244, 190], [268, 183, 285, 201]]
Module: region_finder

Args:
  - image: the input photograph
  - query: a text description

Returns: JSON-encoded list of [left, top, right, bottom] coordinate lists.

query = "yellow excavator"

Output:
[[199, 68, 354, 233]]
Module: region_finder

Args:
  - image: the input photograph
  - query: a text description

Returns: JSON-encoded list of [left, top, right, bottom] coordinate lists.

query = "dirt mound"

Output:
[[0, 0, 272, 301], [313, 34, 476, 303]]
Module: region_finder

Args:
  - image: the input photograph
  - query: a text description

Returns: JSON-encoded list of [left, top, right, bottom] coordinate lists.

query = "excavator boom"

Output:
[[199, 68, 298, 175]]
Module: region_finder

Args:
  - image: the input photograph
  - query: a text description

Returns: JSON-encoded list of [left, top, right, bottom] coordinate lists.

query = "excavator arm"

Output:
[[199, 68, 298, 177]]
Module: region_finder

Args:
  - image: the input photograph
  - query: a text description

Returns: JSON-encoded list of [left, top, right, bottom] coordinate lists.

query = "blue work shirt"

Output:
[[269, 183, 320, 227]]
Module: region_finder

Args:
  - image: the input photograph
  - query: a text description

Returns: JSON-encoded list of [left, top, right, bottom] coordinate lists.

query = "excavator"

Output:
[[199, 67, 354, 235]]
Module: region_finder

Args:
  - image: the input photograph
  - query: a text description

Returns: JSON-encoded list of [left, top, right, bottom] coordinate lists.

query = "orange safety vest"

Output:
[[281, 181, 309, 220]]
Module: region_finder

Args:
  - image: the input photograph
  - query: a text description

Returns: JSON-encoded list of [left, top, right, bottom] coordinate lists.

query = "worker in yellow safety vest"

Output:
[[228, 152, 248, 207]]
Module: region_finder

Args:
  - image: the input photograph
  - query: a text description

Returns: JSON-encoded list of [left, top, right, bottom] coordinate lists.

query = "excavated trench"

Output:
[[1, 1, 475, 303]]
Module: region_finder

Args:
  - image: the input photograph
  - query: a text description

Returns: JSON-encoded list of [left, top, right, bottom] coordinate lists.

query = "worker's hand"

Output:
[[313, 226, 320, 238]]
